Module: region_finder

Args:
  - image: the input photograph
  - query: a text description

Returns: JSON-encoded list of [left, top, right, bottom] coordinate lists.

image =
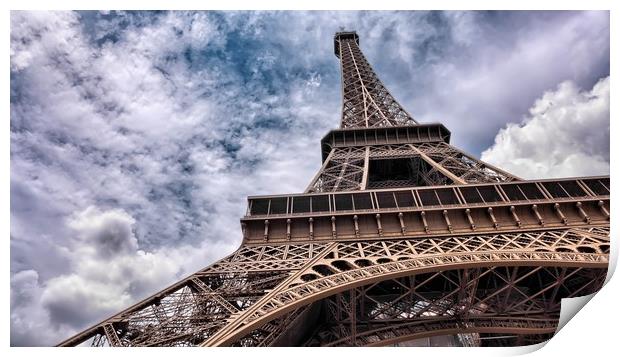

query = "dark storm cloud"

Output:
[[10, 10, 609, 346]]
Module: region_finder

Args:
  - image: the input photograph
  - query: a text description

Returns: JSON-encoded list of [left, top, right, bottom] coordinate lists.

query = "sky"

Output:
[[9, 10, 609, 346]]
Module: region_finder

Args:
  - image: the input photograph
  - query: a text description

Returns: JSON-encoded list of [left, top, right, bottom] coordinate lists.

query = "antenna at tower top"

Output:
[[339, 25, 345, 31]]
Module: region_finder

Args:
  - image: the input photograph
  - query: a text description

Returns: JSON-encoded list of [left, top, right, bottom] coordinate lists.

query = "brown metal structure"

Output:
[[57, 31, 609, 347]]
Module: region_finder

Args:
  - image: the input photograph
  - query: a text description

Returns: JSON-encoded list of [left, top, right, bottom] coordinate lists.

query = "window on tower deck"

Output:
[[366, 157, 453, 189]]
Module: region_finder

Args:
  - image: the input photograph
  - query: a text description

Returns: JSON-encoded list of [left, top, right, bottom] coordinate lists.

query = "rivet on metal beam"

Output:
[[575, 202, 590, 224], [398, 212, 406, 235], [420, 211, 429, 233], [263, 220, 269, 241], [308, 217, 314, 240], [442, 210, 453, 232], [598, 200, 610, 220], [331, 216, 337, 239], [553, 203, 568, 225], [532, 205, 545, 226], [465, 208, 476, 231], [509, 206, 521, 228], [487, 207, 499, 229], [375, 214, 383, 236], [353, 215, 360, 238], [286, 219, 292, 240]]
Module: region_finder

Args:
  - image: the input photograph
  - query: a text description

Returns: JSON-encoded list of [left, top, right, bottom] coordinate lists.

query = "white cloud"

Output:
[[11, 270, 71, 346], [481, 76, 609, 179], [67, 206, 138, 257], [391, 11, 610, 154], [12, 206, 235, 345]]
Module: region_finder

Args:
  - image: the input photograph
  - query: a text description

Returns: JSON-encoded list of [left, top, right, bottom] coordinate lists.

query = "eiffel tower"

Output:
[[58, 31, 610, 347]]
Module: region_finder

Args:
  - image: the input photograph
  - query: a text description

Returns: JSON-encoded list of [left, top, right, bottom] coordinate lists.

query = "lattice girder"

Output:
[[307, 141, 519, 193], [336, 35, 417, 128], [317, 316, 560, 347], [301, 270, 572, 347], [200, 226, 608, 346]]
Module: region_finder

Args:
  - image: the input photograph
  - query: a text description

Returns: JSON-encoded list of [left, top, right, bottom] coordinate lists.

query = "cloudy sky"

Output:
[[10, 10, 609, 346]]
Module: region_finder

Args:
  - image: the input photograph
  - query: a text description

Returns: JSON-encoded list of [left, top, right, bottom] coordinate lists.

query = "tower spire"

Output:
[[334, 31, 417, 128]]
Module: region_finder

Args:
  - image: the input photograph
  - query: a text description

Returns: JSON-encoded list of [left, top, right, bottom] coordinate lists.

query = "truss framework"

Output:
[[301, 265, 601, 347], [336, 33, 417, 128], [57, 31, 611, 347], [306, 142, 518, 193], [58, 226, 609, 347]]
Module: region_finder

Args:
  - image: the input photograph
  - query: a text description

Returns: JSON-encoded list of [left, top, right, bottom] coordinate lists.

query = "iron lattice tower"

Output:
[[58, 31, 610, 347]]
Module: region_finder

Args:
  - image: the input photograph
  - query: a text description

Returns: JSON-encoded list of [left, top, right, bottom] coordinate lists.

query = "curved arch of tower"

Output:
[[57, 31, 610, 347]]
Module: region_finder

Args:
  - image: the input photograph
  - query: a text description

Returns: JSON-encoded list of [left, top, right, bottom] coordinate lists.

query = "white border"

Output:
[[3, 1, 616, 356]]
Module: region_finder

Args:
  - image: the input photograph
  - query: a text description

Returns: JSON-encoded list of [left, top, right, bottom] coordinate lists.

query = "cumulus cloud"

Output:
[[12, 206, 235, 345], [481, 76, 609, 179], [67, 207, 138, 257], [11, 270, 71, 346], [385, 11, 610, 154]]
